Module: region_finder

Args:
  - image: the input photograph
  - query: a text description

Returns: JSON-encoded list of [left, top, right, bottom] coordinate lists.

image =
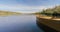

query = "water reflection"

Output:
[[0, 15, 44, 32]]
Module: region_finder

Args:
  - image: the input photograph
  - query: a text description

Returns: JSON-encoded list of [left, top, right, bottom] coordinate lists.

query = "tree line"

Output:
[[41, 5, 60, 16]]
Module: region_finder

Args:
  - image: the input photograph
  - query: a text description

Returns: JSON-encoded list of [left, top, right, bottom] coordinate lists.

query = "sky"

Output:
[[0, 0, 60, 13]]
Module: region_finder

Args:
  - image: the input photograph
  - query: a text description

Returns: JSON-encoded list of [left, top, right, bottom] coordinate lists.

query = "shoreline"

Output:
[[36, 14, 60, 21]]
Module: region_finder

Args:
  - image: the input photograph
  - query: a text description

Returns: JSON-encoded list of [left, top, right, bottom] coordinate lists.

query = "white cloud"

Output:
[[0, 4, 58, 13]]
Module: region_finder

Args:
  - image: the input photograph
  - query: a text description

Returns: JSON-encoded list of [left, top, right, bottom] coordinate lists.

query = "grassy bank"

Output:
[[36, 15, 60, 32]]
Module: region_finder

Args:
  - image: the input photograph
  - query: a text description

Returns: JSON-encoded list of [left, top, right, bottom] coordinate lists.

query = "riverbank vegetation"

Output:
[[40, 5, 60, 16], [0, 11, 21, 16]]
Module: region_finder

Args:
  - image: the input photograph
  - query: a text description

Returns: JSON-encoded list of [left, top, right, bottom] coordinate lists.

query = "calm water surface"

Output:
[[0, 15, 44, 32]]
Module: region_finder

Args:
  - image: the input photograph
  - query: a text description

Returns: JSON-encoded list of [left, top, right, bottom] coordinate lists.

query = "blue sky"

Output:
[[0, 0, 60, 13]]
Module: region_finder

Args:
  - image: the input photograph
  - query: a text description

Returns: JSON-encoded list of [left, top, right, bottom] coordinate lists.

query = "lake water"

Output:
[[0, 15, 44, 32]]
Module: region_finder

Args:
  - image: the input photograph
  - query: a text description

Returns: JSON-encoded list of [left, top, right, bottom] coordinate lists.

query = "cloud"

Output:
[[0, 4, 59, 13], [0, 5, 44, 12], [0, 0, 60, 13]]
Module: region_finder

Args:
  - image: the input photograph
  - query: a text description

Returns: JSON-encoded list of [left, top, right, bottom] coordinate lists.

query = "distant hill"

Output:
[[0, 11, 21, 16]]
